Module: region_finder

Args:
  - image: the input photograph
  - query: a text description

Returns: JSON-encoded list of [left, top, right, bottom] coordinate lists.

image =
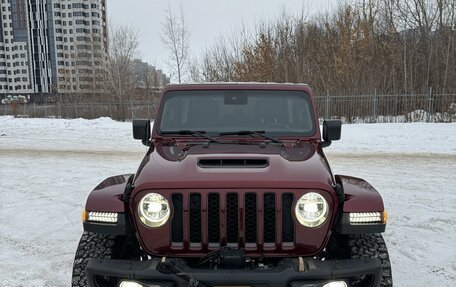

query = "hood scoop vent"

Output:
[[198, 159, 269, 168]]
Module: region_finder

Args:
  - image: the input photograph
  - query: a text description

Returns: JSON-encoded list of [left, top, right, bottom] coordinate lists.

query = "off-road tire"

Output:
[[71, 231, 140, 287], [327, 233, 393, 287]]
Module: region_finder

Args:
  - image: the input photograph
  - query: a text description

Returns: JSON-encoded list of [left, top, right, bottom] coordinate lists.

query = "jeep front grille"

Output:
[[171, 192, 295, 249]]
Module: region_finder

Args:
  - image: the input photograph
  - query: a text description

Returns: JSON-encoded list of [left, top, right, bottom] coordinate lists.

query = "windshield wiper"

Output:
[[219, 130, 282, 144], [161, 130, 221, 143]]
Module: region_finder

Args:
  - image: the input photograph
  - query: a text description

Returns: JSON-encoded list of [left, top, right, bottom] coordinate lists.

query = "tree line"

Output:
[[190, 0, 456, 96]]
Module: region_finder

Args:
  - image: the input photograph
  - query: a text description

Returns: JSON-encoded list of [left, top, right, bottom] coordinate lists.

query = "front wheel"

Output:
[[71, 232, 141, 287], [327, 233, 393, 287]]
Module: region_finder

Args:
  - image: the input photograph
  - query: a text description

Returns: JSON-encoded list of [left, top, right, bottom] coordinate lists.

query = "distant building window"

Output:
[[73, 12, 86, 17]]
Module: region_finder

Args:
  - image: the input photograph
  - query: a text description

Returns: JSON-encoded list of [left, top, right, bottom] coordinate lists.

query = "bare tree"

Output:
[[198, 0, 456, 96], [161, 4, 190, 83], [104, 23, 140, 121]]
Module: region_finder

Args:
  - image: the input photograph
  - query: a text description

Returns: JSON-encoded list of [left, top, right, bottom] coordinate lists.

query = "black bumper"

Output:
[[86, 257, 383, 287]]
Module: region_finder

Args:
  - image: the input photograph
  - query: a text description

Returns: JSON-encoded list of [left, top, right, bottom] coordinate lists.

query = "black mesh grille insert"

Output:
[[263, 193, 276, 243], [189, 194, 202, 243], [207, 193, 220, 244], [282, 193, 295, 243], [198, 159, 269, 168], [226, 193, 239, 243], [244, 193, 257, 243], [171, 194, 183, 243]]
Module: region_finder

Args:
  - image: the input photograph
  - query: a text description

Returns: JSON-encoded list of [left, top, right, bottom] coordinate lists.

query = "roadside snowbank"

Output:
[[1, 116, 455, 154]]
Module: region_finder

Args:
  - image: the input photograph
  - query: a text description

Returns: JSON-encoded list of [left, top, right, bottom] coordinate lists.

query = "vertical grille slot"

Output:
[[282, 193, 295, 243], [226, 193, 239, 244], [244, 193, 257, 243], [207, 194, 220, 244], [189, 194, 202, 243], [171, 194, 183, 243], [263, 193, 276, 243]]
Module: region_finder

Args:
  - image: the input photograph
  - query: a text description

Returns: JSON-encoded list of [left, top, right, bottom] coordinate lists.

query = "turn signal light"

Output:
[[349, 212, 383, 224], [87, 211, 118, 223]]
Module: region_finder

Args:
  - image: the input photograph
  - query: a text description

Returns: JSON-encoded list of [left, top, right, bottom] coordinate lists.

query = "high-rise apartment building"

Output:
[[0, 0, 107, 96]]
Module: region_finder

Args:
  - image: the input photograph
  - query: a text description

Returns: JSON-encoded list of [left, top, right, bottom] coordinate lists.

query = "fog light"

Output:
[[119, 281, 143, 287], [322, 281, 348, 287]]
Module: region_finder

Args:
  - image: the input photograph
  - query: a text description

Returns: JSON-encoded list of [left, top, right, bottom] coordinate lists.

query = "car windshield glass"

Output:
[[158, 90, 316, 136]]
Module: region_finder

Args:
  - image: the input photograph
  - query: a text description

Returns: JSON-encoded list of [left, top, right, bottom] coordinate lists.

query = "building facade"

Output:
[[133, 59, 170, 90], [0, 0, 107, 97]]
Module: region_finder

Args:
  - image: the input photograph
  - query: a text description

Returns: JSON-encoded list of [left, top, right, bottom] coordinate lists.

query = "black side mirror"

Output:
[[321, 119, 341, 147], [133, 119, 151, 146]]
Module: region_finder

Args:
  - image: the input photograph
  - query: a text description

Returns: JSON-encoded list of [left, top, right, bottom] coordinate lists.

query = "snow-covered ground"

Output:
[[0, 116, 455, 286]]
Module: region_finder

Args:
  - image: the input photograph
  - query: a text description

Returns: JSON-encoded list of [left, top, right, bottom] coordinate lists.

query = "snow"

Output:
[[0, 116, 455, 286]]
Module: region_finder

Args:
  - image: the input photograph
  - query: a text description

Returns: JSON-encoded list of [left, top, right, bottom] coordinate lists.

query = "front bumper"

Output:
[[86, 257, 382, 287]]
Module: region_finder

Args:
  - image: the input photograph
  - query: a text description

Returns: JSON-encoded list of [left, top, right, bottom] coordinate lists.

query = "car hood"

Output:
[[132, 141, 334, 192]]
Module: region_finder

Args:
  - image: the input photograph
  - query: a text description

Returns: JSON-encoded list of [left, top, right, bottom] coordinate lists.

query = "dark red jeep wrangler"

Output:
[[72, 83, 392, 287]]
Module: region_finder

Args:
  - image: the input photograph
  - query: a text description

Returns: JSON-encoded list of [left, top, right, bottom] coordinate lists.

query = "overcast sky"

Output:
[[107, 0, 338, 80]]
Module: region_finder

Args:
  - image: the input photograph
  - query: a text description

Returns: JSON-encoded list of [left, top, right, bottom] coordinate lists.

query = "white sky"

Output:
[[107, 0, 338, 80]]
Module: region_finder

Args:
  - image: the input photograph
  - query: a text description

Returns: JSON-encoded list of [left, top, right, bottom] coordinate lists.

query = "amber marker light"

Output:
[[82, 210, 87, 222], [382, 210, 388, 224]]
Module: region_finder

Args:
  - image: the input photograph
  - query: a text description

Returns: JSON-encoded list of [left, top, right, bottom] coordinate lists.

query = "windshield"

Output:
[[158, 90, 316, 136]]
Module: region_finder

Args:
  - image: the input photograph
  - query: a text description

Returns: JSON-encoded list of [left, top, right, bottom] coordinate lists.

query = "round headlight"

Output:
[[138, 193, 170, 228], [295, 192, 329, 227]]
